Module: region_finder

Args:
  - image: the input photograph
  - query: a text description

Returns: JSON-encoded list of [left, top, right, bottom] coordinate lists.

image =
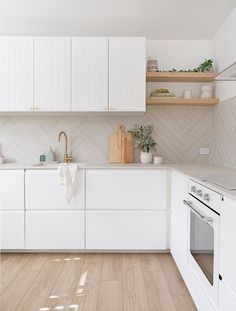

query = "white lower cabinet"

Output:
[[170, 172, 189, 280], [86, 210, 167, 250], [0, 211, 24, 249], [219, 280, 236, 311], [25, 169, 85, 210], [0, 170, 25, 210], [86, 169, 168, 210], [25, 211, 85, 250]]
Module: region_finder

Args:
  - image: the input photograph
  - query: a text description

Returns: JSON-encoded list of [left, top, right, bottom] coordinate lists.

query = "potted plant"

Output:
[[129, 124, 157, 164]]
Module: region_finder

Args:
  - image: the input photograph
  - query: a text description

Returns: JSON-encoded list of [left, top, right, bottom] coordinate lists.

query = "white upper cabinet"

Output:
[[72, 37, 109, 111], [109, 37, 146, 112], [0, 37, 33, 111], [34, 37, 70, 111]]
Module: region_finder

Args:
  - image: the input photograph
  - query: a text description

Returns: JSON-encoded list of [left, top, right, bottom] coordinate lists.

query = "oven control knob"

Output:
[[191, 186, 196, 193], [196, 189, 203, 197], [203, 193, 210, 202]]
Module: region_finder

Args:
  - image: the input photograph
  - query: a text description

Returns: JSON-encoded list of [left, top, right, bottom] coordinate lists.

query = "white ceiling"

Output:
[[0, 0, 235, 39]]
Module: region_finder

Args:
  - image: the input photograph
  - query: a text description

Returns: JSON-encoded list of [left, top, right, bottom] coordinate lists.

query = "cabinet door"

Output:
[[219, 197, 236, 294], [86, 210, 167, 250], [0, 211, 24, 249], [0, 37, 33, 111], [109, 37, 146, 112], [170, 172, 189, 279], [34, 37, 70, 111], [25, 169, 85, 210], [0, 170, 24, 210], [219, 280, 236, 311], [72, 37, 108, 111], [86, 169, 167, 210], [25, 211, 84, 249]]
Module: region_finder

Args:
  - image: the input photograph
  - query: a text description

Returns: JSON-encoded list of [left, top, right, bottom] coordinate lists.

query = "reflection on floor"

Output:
[[0, 253, 196, 311]]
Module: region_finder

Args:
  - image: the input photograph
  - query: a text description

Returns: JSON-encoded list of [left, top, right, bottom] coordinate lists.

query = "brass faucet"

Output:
[[58, 131, 72, 163]]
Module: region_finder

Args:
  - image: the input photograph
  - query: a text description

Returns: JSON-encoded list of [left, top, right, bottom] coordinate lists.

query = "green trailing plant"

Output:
[[166, 58, 213, 73], [129, 124, 157, 153]]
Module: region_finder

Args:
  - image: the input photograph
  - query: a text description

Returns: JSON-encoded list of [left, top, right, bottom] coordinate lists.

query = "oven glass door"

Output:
[[190, 207, 214, 285]]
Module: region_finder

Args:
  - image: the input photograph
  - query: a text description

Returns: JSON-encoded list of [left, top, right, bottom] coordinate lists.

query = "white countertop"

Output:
[[1, 162, 236, 201]]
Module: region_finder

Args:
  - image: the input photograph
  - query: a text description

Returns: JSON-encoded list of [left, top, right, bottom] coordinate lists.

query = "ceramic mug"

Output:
[[154, 156, 163, 164]]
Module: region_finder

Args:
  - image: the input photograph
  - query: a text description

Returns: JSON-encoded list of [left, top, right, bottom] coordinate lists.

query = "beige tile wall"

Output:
[[211, 96, 236, 168], [0, 106, 211, 164]]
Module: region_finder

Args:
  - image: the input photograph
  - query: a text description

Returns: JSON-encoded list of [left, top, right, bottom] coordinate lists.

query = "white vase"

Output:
[[140, 151, 153, 164]]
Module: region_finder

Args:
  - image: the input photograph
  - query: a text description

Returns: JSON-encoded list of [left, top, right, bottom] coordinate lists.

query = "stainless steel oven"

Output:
[[184, 180, 223, 308]]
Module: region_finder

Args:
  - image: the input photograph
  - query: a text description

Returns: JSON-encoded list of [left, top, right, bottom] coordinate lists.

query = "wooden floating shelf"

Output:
[[146, 72, 217, 83], [146, 97, 219, 106]]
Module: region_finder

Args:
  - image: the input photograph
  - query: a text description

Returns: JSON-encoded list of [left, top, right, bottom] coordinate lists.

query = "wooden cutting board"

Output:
[[109, 125, 134, 163]]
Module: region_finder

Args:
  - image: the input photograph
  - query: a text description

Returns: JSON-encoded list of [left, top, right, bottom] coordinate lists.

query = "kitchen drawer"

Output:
[[86, 169, 168, 210], [25, 169, 85, 210], [25, 211, 85, 249], [0, 170, 24, 210], [86, 210, 167, 250], [0, 211, 24, 249]]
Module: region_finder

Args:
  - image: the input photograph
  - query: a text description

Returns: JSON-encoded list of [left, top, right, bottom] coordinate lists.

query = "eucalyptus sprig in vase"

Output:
[[129, 124, 157, 164]]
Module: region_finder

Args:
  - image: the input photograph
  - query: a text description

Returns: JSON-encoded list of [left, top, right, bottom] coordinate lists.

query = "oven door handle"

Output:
[[183, 200, 213, 226]]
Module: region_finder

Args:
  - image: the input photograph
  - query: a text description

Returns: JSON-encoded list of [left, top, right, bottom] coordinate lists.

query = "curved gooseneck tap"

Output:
[[58, 131, 72, 163]]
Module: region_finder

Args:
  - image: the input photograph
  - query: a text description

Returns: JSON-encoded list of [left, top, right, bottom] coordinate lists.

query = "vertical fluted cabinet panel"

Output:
[[34, 37, 70, 111], [0, 37, 33, 111], [109, 37, 146, 112], [72, 37, 109, 111]]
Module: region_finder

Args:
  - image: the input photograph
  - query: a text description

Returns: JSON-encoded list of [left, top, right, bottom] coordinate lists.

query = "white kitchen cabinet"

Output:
[[109, 37, 146, 112], [170, 172, 189, 280], [219, 197, 236, 295], [86, 210, 167, 250], [0, 37, 33, 111], [0, 170, 25, 210], [25, 211, 84, 249], [34, 37, 70, 111], [25, 169, 85, 210], [0, 211, 24, 249], [86, 169, 168, 210], [72, 37, 108, 111], [219, 280, 236, 311]]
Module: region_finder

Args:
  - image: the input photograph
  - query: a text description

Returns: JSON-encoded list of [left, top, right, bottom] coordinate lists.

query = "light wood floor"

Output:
[[0, 253, 197, 311]]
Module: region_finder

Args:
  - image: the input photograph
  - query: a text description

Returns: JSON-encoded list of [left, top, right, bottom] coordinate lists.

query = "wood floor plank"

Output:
[[173, 294, 197, 311], [15, 254, 66, 311], [0, 253, 12, 266], [123, 253, 150, 311], [140, 253, 177, 311], [101, 253, 123, 281], [159, 253, 190, 295], [71, 253, 104, 311], [42, 253, 87, 311], [0, 253, 197, 311], [97, 280, 122, 311], [0, 253, 32, 294], [0, 254, 48, 311]]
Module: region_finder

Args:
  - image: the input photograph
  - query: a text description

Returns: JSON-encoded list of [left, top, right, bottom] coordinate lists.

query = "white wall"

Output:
[[211, 8, 236, 168], [213, 8, 236, 101], [147, 40, 212, 71]]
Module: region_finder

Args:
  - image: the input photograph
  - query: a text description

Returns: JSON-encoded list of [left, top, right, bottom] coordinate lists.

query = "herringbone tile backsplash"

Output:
[[0, 106, 211, 164], [211, 96, 236, 168]]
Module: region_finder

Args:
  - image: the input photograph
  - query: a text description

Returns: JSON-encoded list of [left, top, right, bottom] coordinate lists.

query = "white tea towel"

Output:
[[58, 163, 78, 202]]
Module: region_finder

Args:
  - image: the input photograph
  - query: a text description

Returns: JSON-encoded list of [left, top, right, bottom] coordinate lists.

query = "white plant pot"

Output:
[[140, 151, 153, 164]]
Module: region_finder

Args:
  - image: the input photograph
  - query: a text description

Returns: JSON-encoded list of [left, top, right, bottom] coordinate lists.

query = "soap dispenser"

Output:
[[46, 146, 55, 162]]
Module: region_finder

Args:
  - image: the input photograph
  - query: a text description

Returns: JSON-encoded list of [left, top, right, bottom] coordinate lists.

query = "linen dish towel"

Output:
[[58, 163, 78, 202]]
